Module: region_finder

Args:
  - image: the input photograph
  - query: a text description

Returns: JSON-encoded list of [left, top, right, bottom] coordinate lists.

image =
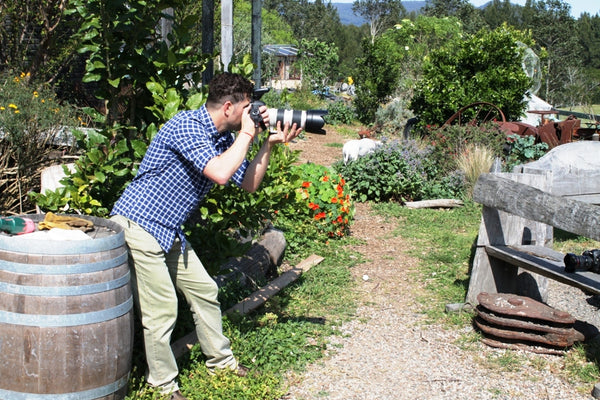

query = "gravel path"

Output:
[[282, 202, 600, 400]]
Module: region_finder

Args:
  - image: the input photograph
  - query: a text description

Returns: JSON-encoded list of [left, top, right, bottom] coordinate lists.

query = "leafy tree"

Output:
[[35, 0, 211, 216], [410, 24, 533, 127], [0, 0, 81, 86], [230, 0, 295, 56], [520, 0, 582, 106], [263, 0, 343, 46], [354, 16, 463, 124], [481, 0, 523, 29], [67, 0, 208, 131], [578, 13, 600, 70], [297, 38, 339, 91], [0, 0, 75, 82], [422, 0, 487, 33], [351, 0, 406, 43], [335, 24, 370, 79]]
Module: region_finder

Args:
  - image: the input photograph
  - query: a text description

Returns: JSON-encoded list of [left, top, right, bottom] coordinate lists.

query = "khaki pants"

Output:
[[110, 215, 237, 393]]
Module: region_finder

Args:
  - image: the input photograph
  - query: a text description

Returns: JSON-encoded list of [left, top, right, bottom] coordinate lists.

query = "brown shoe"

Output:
[[235, 364, 249, 377], [169, 390, 188, 400]]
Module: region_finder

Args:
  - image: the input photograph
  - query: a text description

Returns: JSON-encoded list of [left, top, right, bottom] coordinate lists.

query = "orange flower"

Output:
[[314, 212, 326, 220], [308, 202, 320, 210], [322, 175, 329, 182], [302, 181, 311, 188], [337, 215, 343, 223], [331, 197, 338, 203]]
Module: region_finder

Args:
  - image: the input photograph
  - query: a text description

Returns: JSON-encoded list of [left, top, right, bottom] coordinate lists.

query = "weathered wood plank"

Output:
[[485, 245, 600, 295], [473, 173, 600, 242]]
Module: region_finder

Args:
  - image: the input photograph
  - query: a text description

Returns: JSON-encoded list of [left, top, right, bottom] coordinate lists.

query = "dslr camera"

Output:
[[564, 249, 600, 273], [249, 88, 327, 135]]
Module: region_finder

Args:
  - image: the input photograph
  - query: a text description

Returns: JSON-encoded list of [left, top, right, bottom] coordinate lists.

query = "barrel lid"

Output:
[[0, 214, 124, 255]]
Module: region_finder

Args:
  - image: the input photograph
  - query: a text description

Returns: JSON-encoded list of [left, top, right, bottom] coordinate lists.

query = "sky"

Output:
[[469, 0, 598, 18]]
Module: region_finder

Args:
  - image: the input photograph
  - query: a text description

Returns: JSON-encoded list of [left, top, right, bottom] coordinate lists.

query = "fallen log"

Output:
[[404, 199, 464, 209], [213, 227, 287, 288], [171, 254, 324, 359]]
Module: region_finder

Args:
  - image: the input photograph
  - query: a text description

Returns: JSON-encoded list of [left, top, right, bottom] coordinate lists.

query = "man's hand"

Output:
[[268, 120, 303, 145], [241, 104, 269, 137]]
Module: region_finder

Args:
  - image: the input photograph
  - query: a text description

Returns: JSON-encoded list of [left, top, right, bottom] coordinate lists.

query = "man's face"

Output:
[[229, 96, 251, 131]]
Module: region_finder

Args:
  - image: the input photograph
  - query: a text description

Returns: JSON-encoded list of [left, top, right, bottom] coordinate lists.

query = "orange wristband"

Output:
[[241, 131, 254, 139]]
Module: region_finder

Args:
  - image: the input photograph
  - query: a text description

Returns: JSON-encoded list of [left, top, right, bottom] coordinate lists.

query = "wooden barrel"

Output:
[[0, 214, 133, 400]]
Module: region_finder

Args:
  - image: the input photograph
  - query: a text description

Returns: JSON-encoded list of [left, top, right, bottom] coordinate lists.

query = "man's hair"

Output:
[[206, 72, 254, 106]]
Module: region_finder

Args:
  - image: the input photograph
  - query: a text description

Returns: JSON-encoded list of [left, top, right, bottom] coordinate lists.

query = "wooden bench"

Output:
[[466, 172, 600, 305]]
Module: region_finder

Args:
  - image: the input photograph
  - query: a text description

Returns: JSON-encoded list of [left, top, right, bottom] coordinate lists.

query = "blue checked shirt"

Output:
[[111, 105, 249, 252]]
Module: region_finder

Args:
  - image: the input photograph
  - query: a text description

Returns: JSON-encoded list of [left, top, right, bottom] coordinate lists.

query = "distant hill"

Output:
[[333, 1, 428, 26]]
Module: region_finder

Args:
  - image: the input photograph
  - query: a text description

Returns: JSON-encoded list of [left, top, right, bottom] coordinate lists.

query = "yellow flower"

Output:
[[33, 91, 39, 98], [14, 110, 20, 114], [8, 104, 18, 109], [20, 72, 26, 78], [13, 77, 19, 83], [0, 106, 5, 110]]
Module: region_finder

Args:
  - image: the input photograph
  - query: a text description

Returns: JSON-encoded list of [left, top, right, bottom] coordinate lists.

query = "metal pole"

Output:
[[201, 0, 214, 84], [251, 0, 262, 87], [221, 0, 233, 71]]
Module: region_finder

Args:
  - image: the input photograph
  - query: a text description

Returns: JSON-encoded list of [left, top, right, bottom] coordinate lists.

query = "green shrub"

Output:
[[31, 125, 143, 216], [410, 24, 533, 128], [420, 169, 466, 200], [374, 97, 415, 137], [334, 139, 432, 202], [504, 134, 549, 171], [354, 16, 464, 125], [325, 100, 356, 125]]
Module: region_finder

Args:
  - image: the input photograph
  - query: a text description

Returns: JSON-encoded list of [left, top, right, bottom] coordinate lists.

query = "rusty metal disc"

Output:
[[476, 305, 583, 338], [477, 292, 575, 325], [480, 337, 567, 356], [475, 317, 582, 347]]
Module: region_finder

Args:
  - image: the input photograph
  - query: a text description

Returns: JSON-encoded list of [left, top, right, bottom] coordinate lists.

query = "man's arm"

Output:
[[202, 106, 263, 185], [241, 120, 302, 193]]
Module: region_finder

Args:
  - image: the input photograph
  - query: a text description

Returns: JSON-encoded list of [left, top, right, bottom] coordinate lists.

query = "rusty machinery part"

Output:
[[441, 102, 507, 129], [440, 101, 523, 140], [474, 292, 587, 352], [440, 102, 584, 150], [477, 292, 575, 324]]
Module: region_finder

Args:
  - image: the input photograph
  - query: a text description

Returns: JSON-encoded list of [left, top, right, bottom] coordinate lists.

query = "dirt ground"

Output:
[[287, 128, 353, 166]]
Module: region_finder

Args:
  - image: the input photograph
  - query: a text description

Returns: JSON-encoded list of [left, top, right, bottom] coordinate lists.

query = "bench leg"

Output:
[[466, 246, 548, 305]]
